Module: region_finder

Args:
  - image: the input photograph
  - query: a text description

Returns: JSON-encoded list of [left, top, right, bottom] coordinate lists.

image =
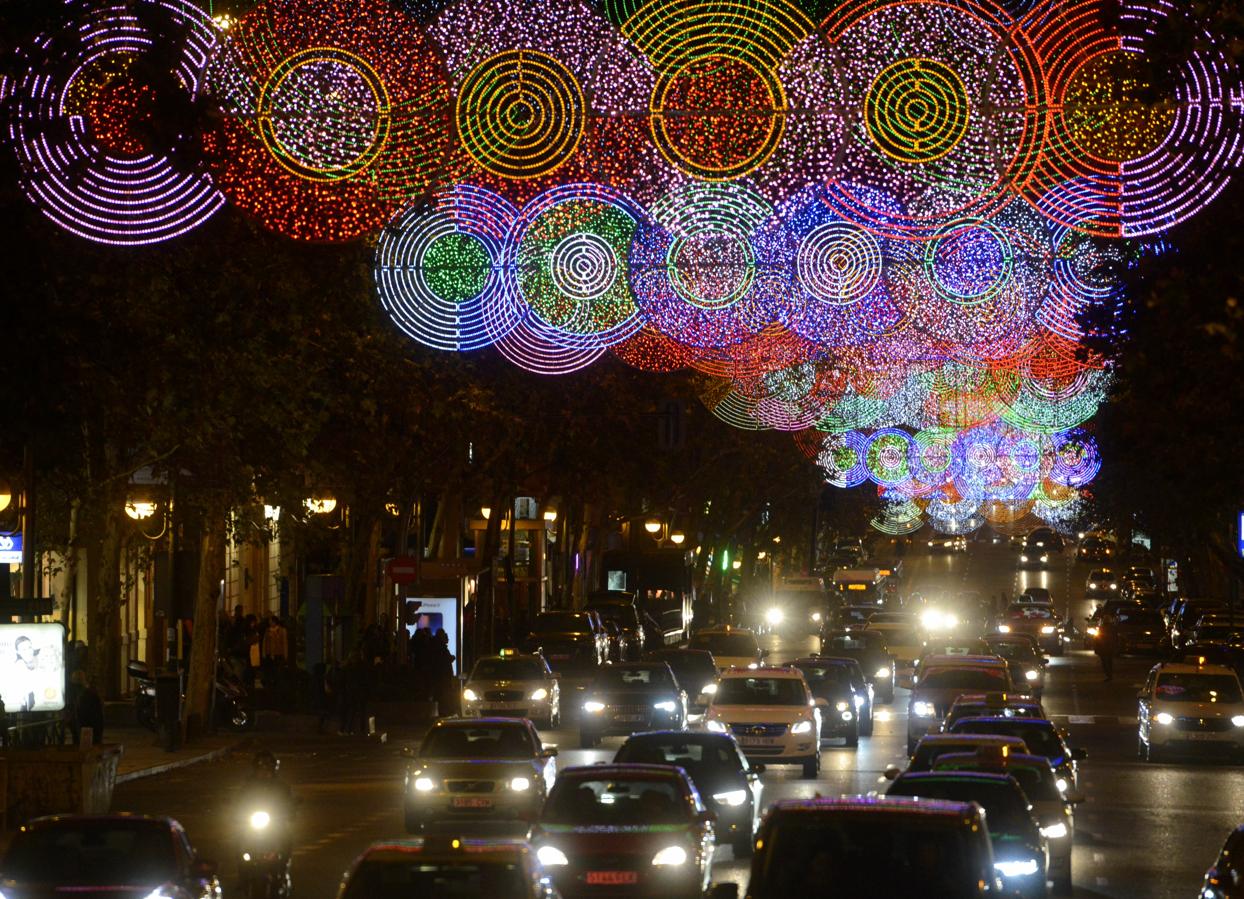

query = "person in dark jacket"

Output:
[[73, 671, 105, 744], [1094, 613, 1119, 682], [432, 630, 458, 717]]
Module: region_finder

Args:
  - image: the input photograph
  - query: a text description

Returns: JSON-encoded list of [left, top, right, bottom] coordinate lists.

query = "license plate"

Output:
[[451, 797, 493, 809], [615, 714, 644, 722], [586, 871, 638, 885], [739, 736, 779, 746], [484, 702, 523, 709]]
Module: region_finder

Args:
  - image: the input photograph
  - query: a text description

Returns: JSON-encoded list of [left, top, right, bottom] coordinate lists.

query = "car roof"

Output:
[[1152, 661, 1239, 676], [356, 838, 530, 864], [893, 771, 1019, 787], [720, 666, 804, 679], [22, 814, 180, 831], [794, 656, 858, 667], [694, 626, 757, 637], [934, 751, 1054, 773], [917, 734, 1027, 747], [478, 652, 545, 663], [622, 729, 734, 745], [768, 795, 984, 821], [921, 654, 1008, 668], [954, 716, 1056, 730], [558, 763, 689, 781], [430, 717, 533, 729]]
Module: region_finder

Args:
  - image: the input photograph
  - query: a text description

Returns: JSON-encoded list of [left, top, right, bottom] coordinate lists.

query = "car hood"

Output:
[[708, 705, 809, 724], [535, 822, 695, 857], [414, 758, 544, 778], [1153, 701, 1242, 718], [2, 884, 165, 899], [588, 689, 675, 704], [466, 679, 544, 691], [712, 655, 758, 670]]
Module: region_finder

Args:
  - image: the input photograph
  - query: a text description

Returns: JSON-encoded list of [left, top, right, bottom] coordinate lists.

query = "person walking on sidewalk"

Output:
[[73, 671, 104, 745], [1094, 613, 1118, 682]]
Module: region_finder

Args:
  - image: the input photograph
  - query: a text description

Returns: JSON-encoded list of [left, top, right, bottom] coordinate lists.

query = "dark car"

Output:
[[531, 764, 715, 899], [0, 815, 220, 899], [819, 629, 895, 702], [791, 657, 870, 742], [997, 604, 1065, 654], [1202, 824, 1244, 899], [980, 635, 1047, 697], [1113, 606, 1169, 655], [943, 693, 1045, 731], [646, 649, 719, 716], [614, 731, 761, 858], [1077, 536, 1114, 563], [1024, 527, 1064, 553], [737, 796, 1000, 898], [601, 619, 628, 662], [580, 663, 686, 747], [830, 604, 882, 631], [526, 611, 604, 670], [886, 772, 1048, 899], [907, 657, 1014, 753], [337, 837, 559, 898], [904, 734, 1030, 773], [586, 593, 645, 660], [948, 716, 1086, 793]]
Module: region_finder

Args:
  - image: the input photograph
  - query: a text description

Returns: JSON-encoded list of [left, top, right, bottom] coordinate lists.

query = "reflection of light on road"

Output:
[[875, 709, 892, 722]]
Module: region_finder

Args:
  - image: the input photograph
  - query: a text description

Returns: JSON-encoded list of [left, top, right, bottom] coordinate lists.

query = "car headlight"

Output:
[[811, 612, 823, 622], [584, 700, 605, 713], [1040, 626, 1056, 635], [705, 719, 726, 733], [790, 720, 814, 735], [1232, 715, 1244, 727], [747, 662, 759, 669], [997, 625, 1011, 633], [1087, 626, 1099, 636], [1040, 823, 1068, 840], [1040, 555, 1049, 563], [841, 711, 853, 721], [462, 688, 480, 703], [1088, 582, 1097, 590], [702, 683, 718, 695], [414, 777, 436, 792], [912, 701, 936, 717], [652, 845, 688, 866], [510, 776, 531, 792], [1025, 670, 1039, 682], [875, 666, 891, 678], [530, 688, 548, 701], [537, 846, 569, 867], [765, 608, 784, 626], [712, 789, 748, 807], [995, 858, 1040, 878], [654, 700, 677, 712], [1020, 555, 1029, 563], [1155, 712, 1173, 725], [248, 810, 271, 830], [1055, 777, 1068, 794], [1109, 583, 1118, 590], [836, 701, 850, 712]]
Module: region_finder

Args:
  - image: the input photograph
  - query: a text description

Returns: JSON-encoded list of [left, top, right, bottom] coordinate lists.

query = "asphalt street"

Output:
[[113, 541, 1234, 899]]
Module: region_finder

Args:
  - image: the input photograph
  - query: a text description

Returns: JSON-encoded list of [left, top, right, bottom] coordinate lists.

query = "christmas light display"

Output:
[[7, 0, 1244, 533]]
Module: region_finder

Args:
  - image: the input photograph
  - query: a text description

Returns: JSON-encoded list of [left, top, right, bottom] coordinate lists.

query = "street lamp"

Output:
[[669, 531, 686, 546], [304, 497, 337, 515], [644, 518, 663, 535], [263, 505, 281, 523], [543, 509, 558, 523], [0, 481, 10, 514], [481, 506, 492, 520], [124, 501, 157, 521]]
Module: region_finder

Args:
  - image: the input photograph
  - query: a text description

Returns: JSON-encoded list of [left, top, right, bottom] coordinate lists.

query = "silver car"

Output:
[[462, 650, 561, 729]]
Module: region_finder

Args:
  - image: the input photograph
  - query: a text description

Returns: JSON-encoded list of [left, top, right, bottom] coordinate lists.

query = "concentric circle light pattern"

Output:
[[6, 0, 1242, 532]]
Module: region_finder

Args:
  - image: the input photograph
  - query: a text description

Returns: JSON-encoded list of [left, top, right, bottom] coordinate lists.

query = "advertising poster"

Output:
[[404, 597, 460, 675], [0, 623, 65, 712]]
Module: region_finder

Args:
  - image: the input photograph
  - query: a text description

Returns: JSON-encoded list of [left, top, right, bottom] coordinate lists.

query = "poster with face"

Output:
[[0, 623, 65, 712]]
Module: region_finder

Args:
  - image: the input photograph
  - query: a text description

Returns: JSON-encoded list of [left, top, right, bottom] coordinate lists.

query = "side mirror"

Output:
[[707, 885, 740, 899], [883, 764, 902, 781], [1071, 747, 1088, 761]]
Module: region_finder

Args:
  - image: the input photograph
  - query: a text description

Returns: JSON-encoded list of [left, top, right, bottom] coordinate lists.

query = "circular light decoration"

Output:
[[456, 50, 586, 181], [3, 0, 225, 245], [1000, 367, 1111, 434], [1049, 428, 1102, 487], [864, 428, 916, 488], [207, 0, 451, 241], [502, 182, 645, 348], [871, 498, 926, 535], [817, 431, 870, 488], [821, 0, 1044, 239], [375, 184, 519, 351]]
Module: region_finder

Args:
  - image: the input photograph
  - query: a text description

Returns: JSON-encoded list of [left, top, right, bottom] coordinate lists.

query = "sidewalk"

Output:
[[111, 727, 252, 784]]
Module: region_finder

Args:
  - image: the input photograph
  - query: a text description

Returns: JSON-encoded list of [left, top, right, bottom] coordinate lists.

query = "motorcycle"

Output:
[[127, 659, 254, 733], [238, 802, 293, 899]]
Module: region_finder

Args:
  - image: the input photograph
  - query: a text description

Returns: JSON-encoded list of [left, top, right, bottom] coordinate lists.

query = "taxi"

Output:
[[705, 667, 822, 777], [688, 626, 765, 671], [906, 655, 1013, 753], [403, 718, 557, 834], [462, 649, 561, 730], [1137, 660, 1244, 761], [942, 692, 1045, 731], [336, 837, 560, 899]]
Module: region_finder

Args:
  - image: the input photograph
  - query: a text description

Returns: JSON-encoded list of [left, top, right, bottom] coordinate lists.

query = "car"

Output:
[[933, 748, 1079, 893], [525, 611, 605, 670], [531, 764, 716, 899], [907, 656, 1014, 753], [1018, 545, 1052, 569], [1182, 644, 1244, 683], [789, 656, 866, 744], [580, 662, 687, 747], [461, 650, 561, 729], [863, 614, 925, 686], [1170, 599, 1229, 649], [885, 772, 1049, 899], [1077, 536, 1114, 562], [997, 603, 1065, 654], [646, 648, 719, 717], [1024, 527, 1064, 552], [688, 626, 765, 671], [901, 733, 1030, 773], [1112, 606, 1169, 655], [335, 837, 560, 898], [403, 718, 558, 833], [943, 693, 1045, 731], [947, 717, 1085, 794], [1136, 661, 1244, 762], [919, 636, 991, 660], [831, 603, 882, 630], [1189, 620, 1244, 647], [614, 731, 761, 858], [601, 619, 629, 662], [0, 815, 220, 899], [704, 667, 822, 777], [1126, 564, 1157, 583], [819, 628, 895, 702], [586, 594, 646, 659], [928, 534, 968, 553], [1084, 568, 1119, 599], [980, 635, 1047, 697], [1016, 587, 1053, 605], [1202, 824, 1244, 899], [735, 796, 1000, 898], [1084, 598, 1146, 646], [799, 655, 875, 734]]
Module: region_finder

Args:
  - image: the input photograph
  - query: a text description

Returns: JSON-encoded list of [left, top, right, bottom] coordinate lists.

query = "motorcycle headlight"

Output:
[[509, 776, 531, 792], [701, 683, 718, 695], [1041, 626, 1056, 635], [765, 608, 784, 626], [583, 700, 605, 713], [912, 701, 936, 717], [414, 777, 436, 792], [654, 700, 677, 712], [1155, 712, 1173, 725], [652, 845, 688, 867], [1025, 670, 1039, 682], [529, 688, 548, 701], [537, 846, 569, 867], [790, 720, 813, 735], [875, 666, 891, 678], [995, 858, 1039, 878], [249, 810, 271, 830], [998, 625, 1012, 633], [705, 719, 726, 733], [1040, 823, 1068, 840], [853, 695, 864, 708], [1055, 778, 1068, 794], [712, 789, 748, 807], [462, 688, 479, 703], [835, 701, 849, 712], [1087, 626, 1099, 636]]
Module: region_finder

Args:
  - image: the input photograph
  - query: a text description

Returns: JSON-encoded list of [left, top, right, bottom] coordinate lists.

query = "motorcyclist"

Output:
[[238, 751, 295, 898]]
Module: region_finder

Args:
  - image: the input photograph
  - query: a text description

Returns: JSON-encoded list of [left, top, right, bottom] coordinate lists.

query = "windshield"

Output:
[[921, 668, 1008, 690], [887, 779, 1035, 837], [1007, 605, 1054, 619], [531, 613, 590, 633], [1116, 610, 1162, 627], [543, 777, 688, 825], [614, 738, 741, 775], [716, 677, 807, 706], [753, 817, 982, 898], [986, 643, 1039, 662], [471, 659, 543, 680], [690, 633, 758, 657], [592, 666, 674, 690], [824, 634, 880, 654], [3, 822, 178, 885], [1155, 673, 1243, 703], [795, 665, 852, 689], [950, 721, 1064, 760], [654, 655, 717, 690], [875, 628, 922, 646], [421, 725, 534, 759], [589, 604, 640, 628], [341, 860, 526, 898]]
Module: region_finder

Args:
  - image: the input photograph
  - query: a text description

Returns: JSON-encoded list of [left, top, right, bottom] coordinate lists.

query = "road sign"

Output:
[[0, 533, 21, 565], [387, 555, 420, 585]]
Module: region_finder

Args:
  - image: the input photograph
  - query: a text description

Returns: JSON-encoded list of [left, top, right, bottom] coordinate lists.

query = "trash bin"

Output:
[[155, 671, 183, 752]]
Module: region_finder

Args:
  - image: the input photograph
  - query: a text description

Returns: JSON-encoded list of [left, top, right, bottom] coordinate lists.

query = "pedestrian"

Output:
[[339, 651, 363, 735], [63, 668, 84, 744], [1095, 614, 1118, 682], [432, 630, 457, 717], [74, 671, 104, 745], [262, 615, 289, 698], [410, 627, 434, 702]]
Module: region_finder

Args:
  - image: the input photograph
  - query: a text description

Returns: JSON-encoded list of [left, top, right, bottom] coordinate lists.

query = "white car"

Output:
[[688, 626, 765, 671], [704, 667, 823, 777], [1137, 661, 1244, 762]]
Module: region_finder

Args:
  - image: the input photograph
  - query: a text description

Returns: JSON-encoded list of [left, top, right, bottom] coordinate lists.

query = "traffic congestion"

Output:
[[9, 530, 1243, 899]]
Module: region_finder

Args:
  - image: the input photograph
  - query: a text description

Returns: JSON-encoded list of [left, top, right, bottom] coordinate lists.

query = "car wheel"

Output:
[[802, 752, 820, 778], [860, 708, 874, 737], [732, 833, 754, 859], [580, 730, 598, 749], [550, 705, 561, 729]]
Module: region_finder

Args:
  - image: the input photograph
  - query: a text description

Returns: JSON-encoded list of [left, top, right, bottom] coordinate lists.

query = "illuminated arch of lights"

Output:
[[6, 0, 1244, 531]]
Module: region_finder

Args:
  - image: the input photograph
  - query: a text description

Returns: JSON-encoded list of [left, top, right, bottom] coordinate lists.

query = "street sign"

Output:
[[0, 533, 21, 565], [387, 555, 420, 585]]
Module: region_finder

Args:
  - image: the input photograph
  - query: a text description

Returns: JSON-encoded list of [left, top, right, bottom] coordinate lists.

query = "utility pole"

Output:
[[20, 444, 35, 608]]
